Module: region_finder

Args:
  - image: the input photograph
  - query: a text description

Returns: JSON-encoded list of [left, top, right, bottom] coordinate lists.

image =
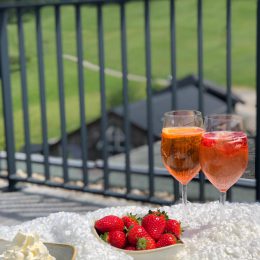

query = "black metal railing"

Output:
[[0, 0, 258, 204], [255, 0, 260, 202]]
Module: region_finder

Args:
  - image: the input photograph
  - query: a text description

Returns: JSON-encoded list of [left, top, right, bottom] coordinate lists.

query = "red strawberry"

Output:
[[137, 236, 156, 250], [156, 233, 177, 248], [149, 210, 169, 221], [201, 134, 216, 147], [124, 246, 136, 250], [127, 225, 148, 245], [122, 213, 140, 229], [101, 231, 126, 249], [165, 219, 182, 239], [95, 215, 124, 233], [142, 212, 166, 241]]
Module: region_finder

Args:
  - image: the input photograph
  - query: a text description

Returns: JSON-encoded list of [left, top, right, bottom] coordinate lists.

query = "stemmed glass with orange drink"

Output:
[[199, 114, 248, 204], [161, 110, 204, 205]]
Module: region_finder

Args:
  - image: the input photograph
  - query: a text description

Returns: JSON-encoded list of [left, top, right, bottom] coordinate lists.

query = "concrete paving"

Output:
[[0, 175, 256, 227], [235, 88, 256, 134], [0, 181, 149, 226]]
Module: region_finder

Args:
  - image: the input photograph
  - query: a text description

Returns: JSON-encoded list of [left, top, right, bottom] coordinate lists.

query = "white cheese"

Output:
[[0, 232, 55, 260]]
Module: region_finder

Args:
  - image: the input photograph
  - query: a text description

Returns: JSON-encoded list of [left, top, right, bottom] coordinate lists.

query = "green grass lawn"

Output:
[[0, 0, 256, 150]]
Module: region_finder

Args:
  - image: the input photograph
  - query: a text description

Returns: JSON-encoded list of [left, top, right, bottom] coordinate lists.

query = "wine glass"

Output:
[[161, 110, 204, 205], [199, 114, 248, 204]]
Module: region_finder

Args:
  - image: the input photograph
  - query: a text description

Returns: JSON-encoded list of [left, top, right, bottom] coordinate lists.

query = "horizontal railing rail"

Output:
[[0, 151, 256, 187], [0, 0, 151, 9]]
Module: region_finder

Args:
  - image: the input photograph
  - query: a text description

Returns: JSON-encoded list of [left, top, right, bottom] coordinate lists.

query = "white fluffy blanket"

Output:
[[0, 202, 259, 260]]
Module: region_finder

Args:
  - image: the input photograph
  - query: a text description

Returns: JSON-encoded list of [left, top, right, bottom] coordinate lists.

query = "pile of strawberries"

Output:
[[94, 209, 182, 251]]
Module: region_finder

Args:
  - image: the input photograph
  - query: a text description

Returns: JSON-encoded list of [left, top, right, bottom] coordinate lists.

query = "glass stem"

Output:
[[182, 184, 187, 205], [220, 192, 226, 205]]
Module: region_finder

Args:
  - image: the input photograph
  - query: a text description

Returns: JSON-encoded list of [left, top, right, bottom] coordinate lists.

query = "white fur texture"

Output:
[[0, 202, 259, 259]]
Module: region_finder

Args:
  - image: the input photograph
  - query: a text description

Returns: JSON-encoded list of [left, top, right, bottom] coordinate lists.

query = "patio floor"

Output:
[[0, 181, 148, 226]]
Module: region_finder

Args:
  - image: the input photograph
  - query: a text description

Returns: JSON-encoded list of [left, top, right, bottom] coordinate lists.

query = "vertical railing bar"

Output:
[[75, 4, 88, 186], [35, 7, 50, 180], [226, 0, 232, 114], [0, 10, 16, 190], [255, 0, 260, 202], [144, 0, 154, 199], [197, 0, 204, 114], [55, 5, 69, 183], [97, 4, 109, 192], [0, 61, 1, 178], [226, 0, 232, 201], [120, 2, 131, 195], [197, 0, 205, 202], [170, 0, 177, 109], [17, 8, 32, 178], [170, 0, 180, 202]]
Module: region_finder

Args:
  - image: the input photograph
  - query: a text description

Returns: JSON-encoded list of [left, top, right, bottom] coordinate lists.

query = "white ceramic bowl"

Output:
[[92, 226, 185, 260]]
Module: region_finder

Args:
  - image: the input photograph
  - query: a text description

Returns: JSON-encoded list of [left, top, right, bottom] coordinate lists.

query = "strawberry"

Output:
[[95, 215, 124, 233], [201, 137, 216, 148], [137, 236, 156, 250], [101, 230, 126, 249], [149, 210, 169, 221], [124, 246, 136, 250], [122, 213, 140, 229], [156, 233, 177, 248], [127, 225, 148, 245], [142, 211, 166, 241], [165, 219, 182, 239]]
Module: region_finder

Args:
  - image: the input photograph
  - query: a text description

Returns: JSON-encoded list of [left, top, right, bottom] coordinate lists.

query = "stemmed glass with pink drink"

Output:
[[199, 114, 248, 204]]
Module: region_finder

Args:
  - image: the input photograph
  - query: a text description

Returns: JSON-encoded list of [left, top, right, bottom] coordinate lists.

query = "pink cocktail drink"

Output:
[[200, 131, 248, 192]]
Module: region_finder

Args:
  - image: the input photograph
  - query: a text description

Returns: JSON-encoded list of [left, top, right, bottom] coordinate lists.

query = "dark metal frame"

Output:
[[256, 0, 260, 202], [0, 0, 259, 204]]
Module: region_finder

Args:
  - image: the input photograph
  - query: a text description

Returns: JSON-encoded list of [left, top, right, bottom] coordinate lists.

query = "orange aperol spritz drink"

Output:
[[161, 127, 204, 185], [161, 110, 204, 205]]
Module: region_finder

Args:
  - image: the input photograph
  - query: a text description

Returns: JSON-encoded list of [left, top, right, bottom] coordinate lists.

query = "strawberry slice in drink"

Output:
[[201, 133, 216, 147]]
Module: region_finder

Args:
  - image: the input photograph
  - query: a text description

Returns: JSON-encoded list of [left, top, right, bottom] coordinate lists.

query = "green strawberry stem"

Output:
[[100, 232, 109, 243], [137, 237, 148, 250]]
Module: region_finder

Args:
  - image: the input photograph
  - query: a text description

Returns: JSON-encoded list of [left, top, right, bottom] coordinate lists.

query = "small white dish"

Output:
[[0, 239, 77, 260]]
